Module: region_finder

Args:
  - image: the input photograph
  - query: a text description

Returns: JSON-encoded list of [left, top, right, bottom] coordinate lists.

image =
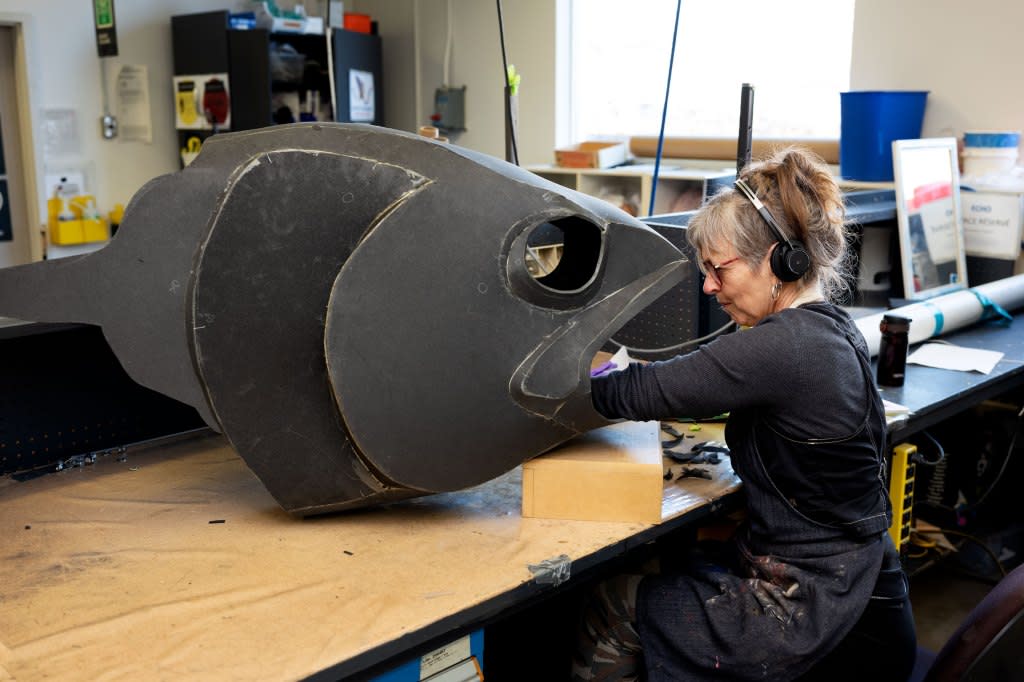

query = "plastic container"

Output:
[[963, 131, 1020, 148], [840, 91, 929, 181], [963, 147, 1018, 176], [962, 130, 1020, 177]]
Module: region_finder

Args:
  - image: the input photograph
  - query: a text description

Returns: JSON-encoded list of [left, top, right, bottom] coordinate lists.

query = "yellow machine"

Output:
[[889, 442, 917, 553]]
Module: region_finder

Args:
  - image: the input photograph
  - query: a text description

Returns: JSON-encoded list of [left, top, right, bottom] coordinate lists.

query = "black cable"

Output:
[[947, 405, 1020, 513], [913, 406, 1020, 515], [496, 0, 509, 87], [916, 528, 1007, 578], [913, 430, 946, 466], [971, 416, 1019, 509], [610, 320, 736, 355], [496, 0, 519, 165]]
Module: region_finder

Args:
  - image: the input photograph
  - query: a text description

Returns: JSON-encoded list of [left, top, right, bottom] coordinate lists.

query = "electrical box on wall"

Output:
[[432, 86, 466, 133]]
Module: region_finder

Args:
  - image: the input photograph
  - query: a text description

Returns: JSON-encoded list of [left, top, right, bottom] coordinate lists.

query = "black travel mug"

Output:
[[877, 314, 911, 387]]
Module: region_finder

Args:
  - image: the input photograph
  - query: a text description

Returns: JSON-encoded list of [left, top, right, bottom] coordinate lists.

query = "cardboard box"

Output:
[[522, 421, 663, 523], [555, 141, 627, 169]]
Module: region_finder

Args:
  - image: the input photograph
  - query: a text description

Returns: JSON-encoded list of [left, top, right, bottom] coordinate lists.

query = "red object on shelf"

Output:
[[343, 13, 371, 34], [202, 78, 230, 125]]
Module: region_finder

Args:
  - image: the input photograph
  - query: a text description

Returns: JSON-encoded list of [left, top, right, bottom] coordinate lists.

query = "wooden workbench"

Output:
[[5, 311, 1023, 680], [0, 424, 740, 681]]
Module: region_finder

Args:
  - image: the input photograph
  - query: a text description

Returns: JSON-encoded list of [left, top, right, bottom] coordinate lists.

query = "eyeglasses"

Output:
[[702, 256, 740, 288]]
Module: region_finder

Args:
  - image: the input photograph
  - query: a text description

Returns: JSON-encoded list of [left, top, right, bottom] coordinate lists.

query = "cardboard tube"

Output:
[[855, 274, 1024, 357], [629, 137, 840, 164]]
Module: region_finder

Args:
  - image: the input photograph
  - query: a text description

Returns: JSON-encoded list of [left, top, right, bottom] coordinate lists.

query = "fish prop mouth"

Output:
[[504, 216, 688, 428], [0, 123, 687, 514]]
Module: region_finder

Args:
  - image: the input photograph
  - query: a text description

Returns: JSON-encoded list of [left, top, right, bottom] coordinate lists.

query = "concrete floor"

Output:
[[908, 518, 1022, 653], [909, 563, 999, 652]]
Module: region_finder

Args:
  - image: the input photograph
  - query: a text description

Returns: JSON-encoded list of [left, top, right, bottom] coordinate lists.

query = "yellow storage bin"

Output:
[[81, 218, 109, 242], [49, 219, 86, 245], [47, 195, 110, 245]]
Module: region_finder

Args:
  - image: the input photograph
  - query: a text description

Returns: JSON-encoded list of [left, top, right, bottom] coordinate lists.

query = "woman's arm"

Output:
[[591, 315, 801, 421]]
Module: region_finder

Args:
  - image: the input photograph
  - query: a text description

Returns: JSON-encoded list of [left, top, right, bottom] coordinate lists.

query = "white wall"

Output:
[[354, 0, 558, 165], [1, 0, 558, 234], [850, 0, 1024, 140], [349, 0, 419, 135], [5, 0, 1023, 233], [1, 0, 222, 219], [368, 0, 1024, 166]]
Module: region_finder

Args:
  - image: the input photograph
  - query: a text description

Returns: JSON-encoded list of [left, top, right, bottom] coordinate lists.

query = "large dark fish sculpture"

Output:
[[0, 123, 686, 515]]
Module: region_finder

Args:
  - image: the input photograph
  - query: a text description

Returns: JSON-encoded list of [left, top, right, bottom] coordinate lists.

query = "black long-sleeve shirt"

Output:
[[592, 301, 890, 543], [593, 303, 874, 443]]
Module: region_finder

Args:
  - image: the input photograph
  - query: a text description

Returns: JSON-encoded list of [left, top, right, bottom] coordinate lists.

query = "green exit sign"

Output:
[[94, 0, 113, 28], [93, 0, 118, 56]]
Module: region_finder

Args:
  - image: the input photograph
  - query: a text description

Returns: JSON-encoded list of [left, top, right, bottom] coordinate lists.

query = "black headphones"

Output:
[[733, 178, 810, 282]]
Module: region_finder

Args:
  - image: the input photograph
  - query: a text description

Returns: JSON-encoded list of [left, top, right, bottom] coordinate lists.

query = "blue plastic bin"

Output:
[[840, 91, 929, 181]]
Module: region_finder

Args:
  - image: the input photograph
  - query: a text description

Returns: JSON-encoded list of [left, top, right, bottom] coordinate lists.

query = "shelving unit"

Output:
[[171, 10, 383, 163], [267, 33, 333, 124], [527, 163, 735, 217]]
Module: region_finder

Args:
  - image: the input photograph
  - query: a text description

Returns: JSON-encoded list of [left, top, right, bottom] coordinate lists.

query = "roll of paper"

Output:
[[855, 274, 1024, 357]]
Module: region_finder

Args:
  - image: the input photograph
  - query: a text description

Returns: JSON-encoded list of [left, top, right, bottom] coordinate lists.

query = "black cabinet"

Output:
[[330, 28, 384, 127]]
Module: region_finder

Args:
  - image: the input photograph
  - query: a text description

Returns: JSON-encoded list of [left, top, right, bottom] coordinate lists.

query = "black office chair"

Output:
[[908, 561, 1024, 681]]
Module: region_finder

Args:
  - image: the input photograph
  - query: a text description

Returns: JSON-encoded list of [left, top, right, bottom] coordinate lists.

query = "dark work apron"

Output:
[[636, 318, 895, 681]]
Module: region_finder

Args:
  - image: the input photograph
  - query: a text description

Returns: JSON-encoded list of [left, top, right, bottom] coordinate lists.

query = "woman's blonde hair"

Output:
[[688, 147, 851, 302]]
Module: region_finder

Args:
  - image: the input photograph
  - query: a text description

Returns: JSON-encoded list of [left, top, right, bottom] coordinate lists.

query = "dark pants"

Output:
[[574, 542, 917, 681], [797, 560, 918, 681]]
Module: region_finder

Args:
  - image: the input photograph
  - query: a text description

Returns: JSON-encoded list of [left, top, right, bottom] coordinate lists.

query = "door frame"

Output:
[[0, 14, 43, 263]]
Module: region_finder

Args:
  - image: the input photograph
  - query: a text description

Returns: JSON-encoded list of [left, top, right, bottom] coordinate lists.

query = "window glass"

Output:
[[569, 0, 855, 142]]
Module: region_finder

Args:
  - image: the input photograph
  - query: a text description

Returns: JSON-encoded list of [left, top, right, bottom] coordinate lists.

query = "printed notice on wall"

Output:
[[962, 191, 1024, 259], [116, 65, 152, 143], [349, 69, 375, 122]]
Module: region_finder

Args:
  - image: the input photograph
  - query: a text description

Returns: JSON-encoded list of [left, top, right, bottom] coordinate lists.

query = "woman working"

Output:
[[573, 148, 917, 680]]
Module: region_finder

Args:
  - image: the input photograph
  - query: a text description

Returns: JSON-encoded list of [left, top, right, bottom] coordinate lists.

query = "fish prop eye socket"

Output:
[[508, 216, 604, 309]]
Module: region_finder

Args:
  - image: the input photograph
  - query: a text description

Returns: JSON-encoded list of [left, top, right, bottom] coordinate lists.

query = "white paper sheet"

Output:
[[116, 65, 152, 143], [906, 342, 1004, 374], [882, 399, 911, 418], [609, 345, 632, 369]]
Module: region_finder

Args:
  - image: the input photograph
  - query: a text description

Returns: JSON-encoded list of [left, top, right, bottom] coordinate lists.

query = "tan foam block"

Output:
[[522, 421, 663, 523]]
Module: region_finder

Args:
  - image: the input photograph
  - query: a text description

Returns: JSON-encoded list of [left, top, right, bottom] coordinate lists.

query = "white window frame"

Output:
[[560, 0, 856, 149]]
